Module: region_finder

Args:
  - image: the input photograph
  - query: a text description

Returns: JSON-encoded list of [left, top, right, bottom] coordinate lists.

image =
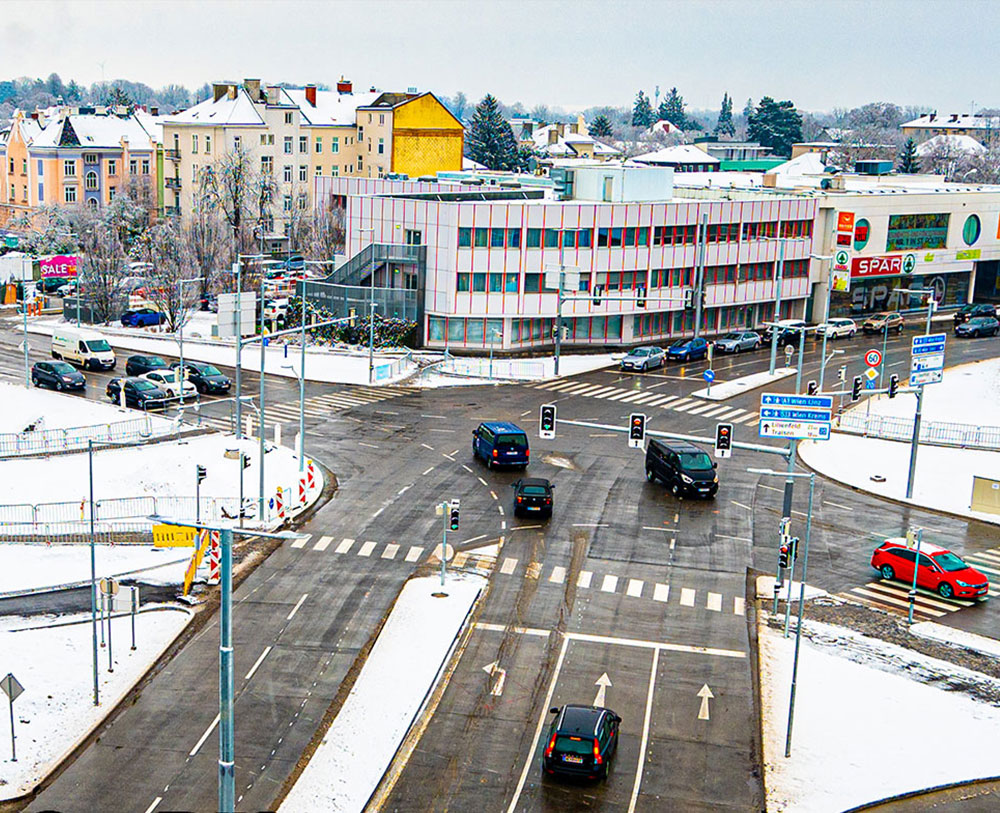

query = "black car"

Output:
[[954, 303, 996, 326], [512, 478, 554, 518], [645, 439, 719, 498], [542, 704, 620, 781], [39, 276, 71, 294], [955, 315, 999, 337], [125, 354, 169, 377], [31, 361, 85, 391], [170, 361, 231, 394], [106, 377, 168, 409]]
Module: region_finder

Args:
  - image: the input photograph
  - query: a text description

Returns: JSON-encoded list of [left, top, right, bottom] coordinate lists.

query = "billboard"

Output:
[[40, 254, 79, 278], [886, 213, 949, 251]]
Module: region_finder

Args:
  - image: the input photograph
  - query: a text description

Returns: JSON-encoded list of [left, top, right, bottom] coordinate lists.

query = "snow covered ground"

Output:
[[691, 366, 796, 400], [760, 616, 1000, 811], [800, 358, 1000, 524], [279, 573, 485, 812], [0, 607, 193, 799]]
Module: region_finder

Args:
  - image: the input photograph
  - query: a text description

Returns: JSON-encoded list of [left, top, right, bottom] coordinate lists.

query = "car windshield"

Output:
[[678, 452, 714, 471], [521, 485, 548, 495], [158, 372, 179, 383], [86, 339, 112, 352], [146, 358, 167, 368], [723, 333, 742, 340], [932, 552, 969, 572], [497, 433, 528, 447], [51, 362, 75, 374], [631, 348, 651, 356], [199, 365, 223, 376], [555, 735, 593, 755], [133, 381, 157, 391], [670, 339, 689, 349]]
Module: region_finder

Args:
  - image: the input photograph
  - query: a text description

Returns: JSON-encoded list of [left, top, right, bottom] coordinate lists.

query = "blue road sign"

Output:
[[911, 333, 946, 355], [703, 369, 715, 383], [760, 408, 834, 421], [760, 392, 833, 441], [760, 393, 834, 409]]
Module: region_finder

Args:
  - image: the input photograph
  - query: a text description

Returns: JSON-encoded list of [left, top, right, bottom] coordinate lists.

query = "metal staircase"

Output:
[[323, 242, 426, 287]]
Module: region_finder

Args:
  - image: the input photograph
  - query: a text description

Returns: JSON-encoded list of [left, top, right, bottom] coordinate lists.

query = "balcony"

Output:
[[165, 177, 181, 190], [165, 149, 181, 161]]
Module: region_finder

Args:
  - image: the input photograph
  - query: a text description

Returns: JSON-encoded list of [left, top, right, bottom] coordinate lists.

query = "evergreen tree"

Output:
[[897, 137, 920, 173], [747, 97, 803, 157], [632, 90, 653, 128], [466, 94, 529, 171], [589, 114, 613, 138], [714, 92, 735, 137], [659, 87, 686, 128]]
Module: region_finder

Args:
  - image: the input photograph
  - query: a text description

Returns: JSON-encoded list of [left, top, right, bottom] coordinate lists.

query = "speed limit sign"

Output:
[[865, 349, 882, 368]]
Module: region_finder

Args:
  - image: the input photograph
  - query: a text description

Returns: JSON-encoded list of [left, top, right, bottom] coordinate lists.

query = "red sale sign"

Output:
[[40, 255, 78, 278], [851, 254, 903, 278]]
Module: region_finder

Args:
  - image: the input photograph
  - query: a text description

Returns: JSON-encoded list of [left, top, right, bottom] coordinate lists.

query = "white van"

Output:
[[51, 327, 116, 371]]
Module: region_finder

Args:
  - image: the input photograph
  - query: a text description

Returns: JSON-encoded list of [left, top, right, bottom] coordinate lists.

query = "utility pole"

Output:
[[218, 526, 235, 813], [88, 440, 99, 706], [234, 259, 243, 440], [768, 237, 787, 375], [693, 213, 708, 339]]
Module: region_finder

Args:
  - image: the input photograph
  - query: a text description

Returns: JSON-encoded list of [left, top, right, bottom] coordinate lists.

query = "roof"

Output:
[[880, 537, 950, 556], [479, 421, 526, 434], [915, 134, 986, 157], [557, 705, 603, 734], [631, 145, 720, 165], [649, 438, 705, 454], [284, 87, 381, 126], [647, 119, 682, 136], [770, 152, 828, 176], [165, 88, 266, 126], [30, 111, 159, 150], [903, 113, 1000, 131], [531, 124, 621, 158]]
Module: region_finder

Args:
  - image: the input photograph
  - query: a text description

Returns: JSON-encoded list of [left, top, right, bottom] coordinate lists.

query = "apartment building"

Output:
[[901, 112, 1000, 145]]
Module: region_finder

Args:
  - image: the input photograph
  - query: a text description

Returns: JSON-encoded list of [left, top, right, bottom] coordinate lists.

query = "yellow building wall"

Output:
[[391, 94, 464, 177]]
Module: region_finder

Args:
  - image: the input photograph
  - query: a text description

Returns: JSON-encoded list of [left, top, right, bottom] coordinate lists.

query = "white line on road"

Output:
[[680, 587, 696, 607], [358, 442, 379, 449], [578, 570, 593, 588], [478, 476, 489, 487], [601, 574, 619, 593], [372, 507, 384, 519], [626, 578, 644, 598], [500, 557, 518, 574], [572, 522, 609, 528], [421, 443, 435, 450], [823, 501, 852, 510], [490, 490, 498, 500], [758, 484, 783, 493], [335, 538, 355, 554], [734, 596, 746, 616], [244, 645, 273, 680], [405, 546, 423, 562], [143, 797, 162, 813], [549, 566, 566, 584], [501, 521, 506, 530], [653, 583, 670, 602], [382, 544, 400, 559], [462, 464, 473, 473], [422, 467, 435, 476], [397, 485, 411, 496], [313, 536, 332, 552], [475, 621, 550, 637], [287, 593, 308, 620], [707, 592, 722, 612], [358, 541, 376, 557], [461, 534, 488, 546], [731, 501, 753, 511], [641, 526, 675, 532], [565, 631, 746, 657], [189, 714, 220, 757], [627, 648, 659, 813], [715, 534, 753, 542]]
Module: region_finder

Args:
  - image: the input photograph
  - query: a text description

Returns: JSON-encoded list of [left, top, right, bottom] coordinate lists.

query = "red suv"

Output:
[[870, 538, 989, 600]]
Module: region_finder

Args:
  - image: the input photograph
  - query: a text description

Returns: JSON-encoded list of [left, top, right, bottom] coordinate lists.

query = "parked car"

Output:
[[645, 439, 719, 498], [955, 315, 999, 337], [620, 346, 665, 371], [141, 370, 197, 398], [815, 318, 857, 339], [667, 336, 709, 362], [56, 280, 78, 297], [714, 330, 761, 354], [762, 319, 809, 346], [472, 421, 529, 469], [862, 312, 905, 335], [120, 308, 167, 328], [39, 276, 71, 294], [263, 298, 289, 322], [51, 327, 116, 371], [285, 255, 305, 272], [170, 361, 231, 394], [542, 704, 620, 781], [106, 377, 168, 410], [512, 478, 554, 518], [125, 354, 169, 377], [870, 538, 989, 600], [31, 360, 85, 391], [954, 303, 997, 326]]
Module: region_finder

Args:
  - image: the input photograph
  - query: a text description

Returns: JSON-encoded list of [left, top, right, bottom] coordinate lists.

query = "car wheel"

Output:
[[51, 350, 59, 359], [55, 381, 63, 391], [646, 468, 656, 483], [670, 480, 681, 496], [31, 377, 39, 387], [733, 345, 740, 354], [938, 582, 955, 599], [897, 324, 904, 334], [754, 341, 761, 350], [879, 564, 895, 581]]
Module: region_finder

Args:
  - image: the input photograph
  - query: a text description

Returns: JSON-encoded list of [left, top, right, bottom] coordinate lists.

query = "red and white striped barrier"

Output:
[[307, 459, 316, 491], [276, 486, 285, 520], [207, 530, 221, 585], [298, 476, 307, 506]]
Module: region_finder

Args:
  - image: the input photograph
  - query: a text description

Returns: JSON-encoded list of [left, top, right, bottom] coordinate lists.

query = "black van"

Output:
[[645, 439, 718, 498]]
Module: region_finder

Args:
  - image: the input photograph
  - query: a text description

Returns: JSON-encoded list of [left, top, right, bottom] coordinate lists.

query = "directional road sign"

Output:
[[703, 369, 715, 383], [865, 349, 882, 368], [759, 393, 833, 441], [910, 333, 945, 386]]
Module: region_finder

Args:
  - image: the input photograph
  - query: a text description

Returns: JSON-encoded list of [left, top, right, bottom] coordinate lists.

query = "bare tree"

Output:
[[199, 145, 262, 256], [76, 215, 128, 325], [135, 219, 200, 330]]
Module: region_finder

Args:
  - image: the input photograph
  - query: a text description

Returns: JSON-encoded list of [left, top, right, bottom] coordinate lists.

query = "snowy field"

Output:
[[760, 617, 1000, 811], [280, 573, 485, 812], [0, 607, 193, 799]]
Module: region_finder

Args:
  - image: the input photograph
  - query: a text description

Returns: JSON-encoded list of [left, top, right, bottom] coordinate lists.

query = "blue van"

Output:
[[472, 421, 530, 469]]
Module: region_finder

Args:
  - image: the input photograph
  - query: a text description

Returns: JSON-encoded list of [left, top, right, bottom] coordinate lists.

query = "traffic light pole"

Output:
[[693, 213, 708, 340], [441, 502, 448, 587], [905, 386, 924, 499]]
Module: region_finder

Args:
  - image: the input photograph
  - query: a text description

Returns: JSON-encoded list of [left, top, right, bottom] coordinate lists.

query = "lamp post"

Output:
[[176, 276, 205, 406], [894, 288, 936, 499], [766, 236, 788, 376], [809, 253, 834, 391], [257, 259, 283, 520], [358, 227, 376, 385]]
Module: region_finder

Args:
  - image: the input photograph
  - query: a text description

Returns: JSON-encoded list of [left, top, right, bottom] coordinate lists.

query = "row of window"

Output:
[[62, 158, 150, 177], [632, 301, 796, 339]]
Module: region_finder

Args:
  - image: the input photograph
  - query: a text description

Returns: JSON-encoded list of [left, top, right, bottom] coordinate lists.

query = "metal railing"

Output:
[[0, 416, 169, 458], [836, 410, 1000, 450], [432, 352, 547, 381], [374, 352, 415, 382]]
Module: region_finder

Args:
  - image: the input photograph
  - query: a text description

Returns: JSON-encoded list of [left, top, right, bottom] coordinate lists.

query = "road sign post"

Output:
[[703, 368, 715, 397], [100, 578, 119, 673], [1, 673, 23, 762], [906, 334, 945, 498]]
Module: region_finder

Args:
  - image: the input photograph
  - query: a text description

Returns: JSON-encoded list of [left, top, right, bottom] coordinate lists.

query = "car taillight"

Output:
[[526, 448, 530, 458], [593, 739, 602, 765], [544, 733, 557, 758], [517, 496, 523, 503], [492, 449, 498, 458], [545, 498, 551, 505]]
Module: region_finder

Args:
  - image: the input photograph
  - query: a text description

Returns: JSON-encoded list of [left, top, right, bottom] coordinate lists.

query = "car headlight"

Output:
[[63, 376, 75, 382], [713, 475, 718, 483], [680, 474, 693, 484], [956, 580, 972, 587]]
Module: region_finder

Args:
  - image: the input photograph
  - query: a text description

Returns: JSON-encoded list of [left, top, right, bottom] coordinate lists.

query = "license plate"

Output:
[[506, 451, 518, 456], [527, 506, 539, 511], [562, 754, 583, 764]]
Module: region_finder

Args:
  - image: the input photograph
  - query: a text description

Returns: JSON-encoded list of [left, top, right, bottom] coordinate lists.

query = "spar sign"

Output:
[[851, 253, 917, 279], [39, 254, 78, 278]]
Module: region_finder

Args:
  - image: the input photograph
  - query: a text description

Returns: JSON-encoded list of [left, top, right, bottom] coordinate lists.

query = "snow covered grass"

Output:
[[279, 573, 485, 813], [910, 621, 1000, 660], [691, 366, 796, 400], [760, 616, 1000, 811], [0, 607, 193, 799]]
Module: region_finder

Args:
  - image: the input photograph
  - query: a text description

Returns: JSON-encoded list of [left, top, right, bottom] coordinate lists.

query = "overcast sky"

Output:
[[4, 0, 997, 113]]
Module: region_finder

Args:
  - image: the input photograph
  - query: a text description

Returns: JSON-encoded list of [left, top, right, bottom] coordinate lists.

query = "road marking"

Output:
[[626, 578, 644, 598], [358, 442, 379, 449], [706, 592, 722, 612], [313, 535, 333, 552], [144, 797, 162, 813], [593, 672, 612, 706], [452, 552, 470, 568], [697, 684, 714, 721], [478, 476, 489, 487], [422, 467, 435, 476], [287, 593, 308, 620], [549, 566, 566, 584], [823, 501, 852, 510], [421, 414, 448, 419], [627, 649, 659, 813], [685, 403, 717, 415], [461, 534, 488, 546], [572, 522, 608, 528], [734, 596, 746, 615], [189, 713, 220, 756], [758, 484, 783, 493], [482, 661, 507, 696], [578, 570, 593, 588], [490, 490, 498, 500], [462, 464, 473, 473], [888, 360, 906, 367], [405, 546, 423, 562], [501, 520, 507, 530], [716, 533, 753, 542], [421, 443, 435, 450], [565, 631, 746, 658], [669, 398, 696, 411], [358, 541, 376, 557], [335, 538, 355, 554], [501, 557, 518, 574], [618, 392, 652, 403], [601, 574, 619, 593], [730, 501, 753, 511], [397, 485, 412, 496], [244, 645, 273, 680], [498, 505, 505, 516], [641, 525, 676, 532], [372, 507, 384, 519], [382, 543, 400, 559], [670, 537, 676, 550], [680, 587, 696, 606], [291, 533, 311, 549]]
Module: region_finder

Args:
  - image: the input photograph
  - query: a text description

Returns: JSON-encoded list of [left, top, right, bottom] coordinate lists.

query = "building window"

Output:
[[192, 164, 199, 182], [331, 137, 340, 154], [261, 156, 273, 173], [260, 134, 271, 146], [192, 134, 198, 152], [63, 160, 76, 177], [297, 193, 307, 209], [64, 186, 77, 203], [283, 136, 293, 154], [358, 156, 363, 170], [283, 165, 292, 183], [107, 159, 117, 176], [315, 165, 322, 176], [299, 135, 308, 154], [358, 126, 364, 141], [234, 135, 242, 150], [298, 165, 307, 182], [129, 159, 138, 175], [285, 112, 293, 124], [22, 184, 27, 201], [332, 166, 339, 177], [526, 228, 541, 248], [283, 194, 292, 211], [378, 138, 384, 155], [7, 158, 12, 173], [85, 171, 98, 190], [205, 135, 211, 153], [141, 159, 150, 175], [315, 138, 322, 153], [83, 153, 97, 164]]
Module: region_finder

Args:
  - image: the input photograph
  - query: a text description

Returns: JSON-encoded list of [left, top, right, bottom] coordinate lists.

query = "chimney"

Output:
[[369, 86, 377, 93], [569, 122, 578, 135], [337, 77, 352, 94], [266, 86, 280, 105], [548, 128, 559, 145], [244, 79, 261, 100], [150, 106, 159, 116], [213, 83, 230, 103], [305, 84, 317, 107], [556, 123, 565, 138]]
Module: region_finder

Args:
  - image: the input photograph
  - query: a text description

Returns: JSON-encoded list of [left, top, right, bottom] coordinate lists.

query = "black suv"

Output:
[[512, 478, 554, 518], [106, 377, 168, 409], [645, 439, 719, 498], [170, 361, 231, 394], [954, 303, 997, 326], [542, 704, 620, 780], [31, 361, 85, 391], [125, 354, 169, 377]]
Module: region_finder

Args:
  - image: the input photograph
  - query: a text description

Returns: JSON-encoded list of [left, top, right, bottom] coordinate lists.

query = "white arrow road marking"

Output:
[[697, 684, 714, 720], [593, 672, 612, 707], [482, 661, 507, 696]]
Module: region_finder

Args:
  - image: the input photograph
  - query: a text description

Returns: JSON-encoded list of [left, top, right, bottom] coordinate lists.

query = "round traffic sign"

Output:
[[703, 369, 715, 383], [865, 349, 882, 367]]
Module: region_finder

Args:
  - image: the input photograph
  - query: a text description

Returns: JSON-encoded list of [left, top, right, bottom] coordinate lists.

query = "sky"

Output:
[[3, 0, 999, 114]]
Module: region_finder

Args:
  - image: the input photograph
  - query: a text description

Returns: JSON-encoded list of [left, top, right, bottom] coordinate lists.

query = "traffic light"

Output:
[[242, 453, 251, 469], [714, 423, 733, 458], [778, 543, 790, 570], [539, 404, 556, 439], [196, 464, 207, 484], [851, 375, 862, 402], [628, 413, 646, 449], [449, 499, 460, 531], [789, 537, 800, 561], [888, 374, 899, 399], [807, 380, 818, 396], [838, 365, 847, 384]]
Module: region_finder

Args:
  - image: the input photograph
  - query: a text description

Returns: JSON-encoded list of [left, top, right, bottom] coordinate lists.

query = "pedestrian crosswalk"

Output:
[[287, 533, 497, 575], [531, 380, 760, 425]]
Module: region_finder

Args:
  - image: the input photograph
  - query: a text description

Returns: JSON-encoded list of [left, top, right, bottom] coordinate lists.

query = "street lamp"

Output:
[[176, 276, 205, 406], [809, 253, 835, 390]]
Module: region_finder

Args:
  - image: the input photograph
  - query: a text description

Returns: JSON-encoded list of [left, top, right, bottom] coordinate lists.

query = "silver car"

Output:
[[714, 330, 761, 354], [620, 346, 666, 371], [816, 318, 857, 339]]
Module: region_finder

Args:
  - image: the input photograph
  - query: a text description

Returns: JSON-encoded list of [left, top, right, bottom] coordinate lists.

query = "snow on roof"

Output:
[[530, 124, 621, 157], [31, 111, 158, 150], [915, 134, 986, 157], [903, 113, 1000, 131], [769, 152, 828, 175], [631, 144, 719, 165], [284, 87, 381, 126], [463, 157, 487, 170], [647, 119, 681, 136], [165, 88, 265, 126]]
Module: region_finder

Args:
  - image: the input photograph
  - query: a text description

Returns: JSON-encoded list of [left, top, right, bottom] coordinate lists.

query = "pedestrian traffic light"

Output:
[[888, 374, 899, 399], [242, 453, 251, 469], [539, 404, 556, 439], [778, 543, 790, 570], [196, 464, 208, 484], [628, 413, 646, 449], [714, 423, 733, 458], [851, 375, 862, 402], [838, 365, 847, 384], [789, 537, 799, 561], [449, 499, 460, 531], [807, 380, 818, 396]]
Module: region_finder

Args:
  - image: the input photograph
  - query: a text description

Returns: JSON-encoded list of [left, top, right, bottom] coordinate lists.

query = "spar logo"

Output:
[[851, 253, 917, 278]]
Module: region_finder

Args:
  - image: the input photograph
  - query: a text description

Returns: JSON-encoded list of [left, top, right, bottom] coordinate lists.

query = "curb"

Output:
[[0, 554, 190, 599], [841, 773, 1000, 811]]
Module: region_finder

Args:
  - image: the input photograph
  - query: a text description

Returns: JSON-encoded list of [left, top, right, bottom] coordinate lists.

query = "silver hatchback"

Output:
[[620, 346, 666, 371]]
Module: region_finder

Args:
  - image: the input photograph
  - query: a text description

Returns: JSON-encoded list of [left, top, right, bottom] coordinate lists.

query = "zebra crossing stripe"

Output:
[[604, 391, 633, 401], [452, 552, 470, 568], [680, 587, 696, 606], [850, 586, 947, 616], [712, 408, 744, 421], [335, 537, 355, 554], [382, 543, 400, 559], [734, 596, 745, 615], [501, 557, 518, 574], [291, 534, 312, 549], [587, 386, 620, 398], [358, 541, 376, 557], [669, 399, 696, 411], [577, 570, 593, 588], [405, 546, 424, 562], [533, 381, 564, 390], [653, 583, 670, 602], [643, 395, 677, 407], [549, 566, 566, 584], [573, 384, 612, 396], [628, 393, 664, 405], [700, 406, 733, 418], [707, 592, 722, 612], [560, 382, 598, 394], [626, 578, 643, 597], [618, 392, 651, 403], [685, 403, 716, 415], [601, 574, 618, 593], [313, 535, 333, 552]]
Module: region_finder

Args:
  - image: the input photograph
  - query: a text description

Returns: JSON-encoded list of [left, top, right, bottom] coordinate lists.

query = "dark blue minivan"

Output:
[[472, 421, 530, 469]]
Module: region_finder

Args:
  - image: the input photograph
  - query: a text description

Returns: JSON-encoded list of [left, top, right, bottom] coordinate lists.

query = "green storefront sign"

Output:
[[886, 213, 949, 251]]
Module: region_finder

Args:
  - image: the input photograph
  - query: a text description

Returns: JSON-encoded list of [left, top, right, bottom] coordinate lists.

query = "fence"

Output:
[[0, 416, 169, 458], [836, 410, 1000, 451], [433, 353, 547, 381], [374, 352, 416, 382]]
